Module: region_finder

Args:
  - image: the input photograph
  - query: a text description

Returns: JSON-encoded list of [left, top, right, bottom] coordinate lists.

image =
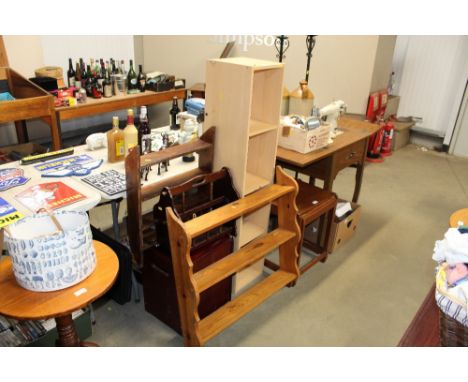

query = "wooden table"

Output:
[[53, 88, 187, 149], [0, 240, 118, 346], [276, 116, 380, 203], [449, 208, 468, 228], [0, 157, 102, 218]]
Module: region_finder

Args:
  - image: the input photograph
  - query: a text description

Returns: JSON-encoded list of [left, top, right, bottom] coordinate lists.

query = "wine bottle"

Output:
[[74, 62, 82, 89], [80, 59, 87, 88], [107, 116, 125, 163], [138, 106, 151, 154], [169, 97, 181, 130], [127, 59, 139, 94], [124, 109, 138, 156], [90, 58, 95, 75], [137, 64, 146, 92], [67, 58, 76, 88], [102, 66, 113, 98], [120, 60, 127, 76], [85, 65, 95, 96]]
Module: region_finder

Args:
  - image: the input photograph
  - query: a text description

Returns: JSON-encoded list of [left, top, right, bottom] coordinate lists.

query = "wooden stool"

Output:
[[449, 208, 468, 228], [265, 179, 337, 275]]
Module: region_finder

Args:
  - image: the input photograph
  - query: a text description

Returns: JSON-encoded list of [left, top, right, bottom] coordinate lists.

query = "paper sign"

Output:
[[0, 197, 24, 228], [0, 168, 30, 191]]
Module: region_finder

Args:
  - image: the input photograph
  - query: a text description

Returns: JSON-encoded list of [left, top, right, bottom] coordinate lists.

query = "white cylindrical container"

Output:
[[4, 211, 96, 292]]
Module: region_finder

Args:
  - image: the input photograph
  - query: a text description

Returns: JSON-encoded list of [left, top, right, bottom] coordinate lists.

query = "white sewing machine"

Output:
[[320, 100, 347, 142]]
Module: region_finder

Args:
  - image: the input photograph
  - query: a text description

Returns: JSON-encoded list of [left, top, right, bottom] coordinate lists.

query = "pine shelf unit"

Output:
[[166, 167, 300, 346], [205, 57, 284, 293]]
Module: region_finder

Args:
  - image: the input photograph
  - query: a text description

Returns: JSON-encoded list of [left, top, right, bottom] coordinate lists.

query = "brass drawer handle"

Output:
[[346, 151, 357, 160]]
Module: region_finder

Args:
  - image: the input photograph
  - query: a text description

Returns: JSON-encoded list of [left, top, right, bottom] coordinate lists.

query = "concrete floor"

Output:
[[89, 144, 468, 346]]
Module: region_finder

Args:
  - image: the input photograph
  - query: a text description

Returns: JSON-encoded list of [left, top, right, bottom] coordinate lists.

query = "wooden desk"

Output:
[[0, 240, 118, 346], [276, 117, 380, 203], [53, 88, 187, 149]]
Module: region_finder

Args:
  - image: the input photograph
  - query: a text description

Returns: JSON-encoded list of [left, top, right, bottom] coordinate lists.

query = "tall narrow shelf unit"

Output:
[[205, 57, 284, 293]]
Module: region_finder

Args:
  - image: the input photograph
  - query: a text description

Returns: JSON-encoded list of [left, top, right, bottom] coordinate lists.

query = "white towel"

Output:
[[433, 228, 468, 265]]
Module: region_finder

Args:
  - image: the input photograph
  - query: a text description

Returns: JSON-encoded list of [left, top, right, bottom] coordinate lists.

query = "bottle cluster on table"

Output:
[[66, 57, 147, 103], [107, 106, 151, 163], [106, 100, 184, 178]]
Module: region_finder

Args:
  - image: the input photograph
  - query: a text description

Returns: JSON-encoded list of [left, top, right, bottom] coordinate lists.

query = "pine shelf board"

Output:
[[248, 119, 278, 138]]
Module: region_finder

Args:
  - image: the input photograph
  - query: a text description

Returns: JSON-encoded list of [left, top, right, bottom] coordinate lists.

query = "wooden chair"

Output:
[[265, 179, 337, 275], [125, 127, 215, 269], [166, 166, 301, 346]]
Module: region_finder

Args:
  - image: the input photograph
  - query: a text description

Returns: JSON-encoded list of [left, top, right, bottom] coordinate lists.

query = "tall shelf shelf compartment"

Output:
[[205, 57, 284, 293]]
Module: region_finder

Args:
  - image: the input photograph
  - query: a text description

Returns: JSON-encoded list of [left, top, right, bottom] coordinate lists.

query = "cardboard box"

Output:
[[392, 121, 415, 151], [384, 95, 400, 120], [277, 123, 330, 154], [328, 199, 361, 253]]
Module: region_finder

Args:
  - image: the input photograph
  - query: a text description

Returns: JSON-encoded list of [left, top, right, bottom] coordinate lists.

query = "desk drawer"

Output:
[[335, 140, 365, 170]]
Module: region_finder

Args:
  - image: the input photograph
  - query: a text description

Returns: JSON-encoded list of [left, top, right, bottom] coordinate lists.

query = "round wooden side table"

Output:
[[0, 240, 119, 346], [449, 208, 468, 228]]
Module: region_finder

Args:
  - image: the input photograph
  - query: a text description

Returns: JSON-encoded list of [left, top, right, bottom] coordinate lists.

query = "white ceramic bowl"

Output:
[[5, 211, 96, 292]]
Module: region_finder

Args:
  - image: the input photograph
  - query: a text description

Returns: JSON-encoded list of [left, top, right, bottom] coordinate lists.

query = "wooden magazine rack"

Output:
[[166, 166, 301, 346], [125, 127, 215, 268]]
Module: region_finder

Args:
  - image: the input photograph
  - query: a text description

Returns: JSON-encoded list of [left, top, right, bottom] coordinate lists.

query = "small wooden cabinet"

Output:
[[205, 57, 284, 293]]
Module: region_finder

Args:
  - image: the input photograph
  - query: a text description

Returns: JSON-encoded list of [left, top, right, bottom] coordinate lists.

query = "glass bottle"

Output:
[[127, 59, 139, 94], [107, 116, 125, 163], [289, 80, 315, 117], [137, 64, 146, 92], [169, 97, 181, 130], [85, 65, 94, 96], [67, 58, 75, 88], [102, 67, 113, 98], [138, 106, 151, 155], [74, 62, 82, 90], [124, 109, 138, 156], [120, 60, 127, 76], [80, 58, 87, 88]]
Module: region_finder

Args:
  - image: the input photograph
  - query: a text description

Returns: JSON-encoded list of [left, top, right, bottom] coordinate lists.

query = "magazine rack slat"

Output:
[[125, 127, 215, 268]]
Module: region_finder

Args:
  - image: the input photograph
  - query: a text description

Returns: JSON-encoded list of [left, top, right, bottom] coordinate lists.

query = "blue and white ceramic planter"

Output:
[[4, 211, 96, 292]]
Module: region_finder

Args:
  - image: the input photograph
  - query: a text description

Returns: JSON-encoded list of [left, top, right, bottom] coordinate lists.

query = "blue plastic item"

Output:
[[0, 92, 15, 101]]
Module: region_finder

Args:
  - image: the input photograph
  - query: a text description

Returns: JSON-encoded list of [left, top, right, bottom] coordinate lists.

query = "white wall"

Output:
[[450, 84, 468, 157], [393, 36, 468, 142], [143, 35, 384, 120]]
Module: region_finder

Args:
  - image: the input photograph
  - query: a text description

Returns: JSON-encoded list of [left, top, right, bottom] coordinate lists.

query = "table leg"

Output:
[[353, 163, 364, 203], [14, 120, 29, 143], [55, 314, 99, 347], [111, 200, 121, 240], [48, 114, 62, 150], [55, 314, 80, 347]]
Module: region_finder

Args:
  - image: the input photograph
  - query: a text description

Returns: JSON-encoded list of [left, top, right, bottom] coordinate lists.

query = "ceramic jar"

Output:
[[4, 211, 96, 292], [288, 80, 315, 117]]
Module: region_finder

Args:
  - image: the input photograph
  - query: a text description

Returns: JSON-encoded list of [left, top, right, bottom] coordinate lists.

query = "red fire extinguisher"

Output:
[[380, 121, 394, 157], [366, 120, 385, 163]]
